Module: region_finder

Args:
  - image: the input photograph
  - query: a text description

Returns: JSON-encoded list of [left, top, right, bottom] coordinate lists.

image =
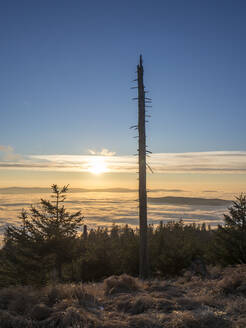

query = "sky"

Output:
[[0, 0, 246, 192]]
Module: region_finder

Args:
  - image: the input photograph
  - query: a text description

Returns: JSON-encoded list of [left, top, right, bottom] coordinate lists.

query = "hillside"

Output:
[[0, 265, 246, 327]]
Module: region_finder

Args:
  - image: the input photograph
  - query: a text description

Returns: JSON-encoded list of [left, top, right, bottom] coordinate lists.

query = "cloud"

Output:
[[88, 148, 116, 156], [0, 190, 228, 240], [149, 151, 246, 173], [88, 149, 96, 155], [0, 150, 246, 174], [100, 148, 116, 156], [0, 145, 21, 161]]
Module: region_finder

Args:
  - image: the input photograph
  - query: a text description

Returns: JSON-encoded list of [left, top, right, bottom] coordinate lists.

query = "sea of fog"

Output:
[[0, 188, 235, 242]]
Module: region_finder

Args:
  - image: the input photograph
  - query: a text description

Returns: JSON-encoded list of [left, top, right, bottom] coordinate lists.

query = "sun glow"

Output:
[[88, 157, 108, 174]]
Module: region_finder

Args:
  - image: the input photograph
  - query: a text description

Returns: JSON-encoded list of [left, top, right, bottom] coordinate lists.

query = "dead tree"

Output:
[[134, 55, 150, 279], [83, 224, 88, 240]]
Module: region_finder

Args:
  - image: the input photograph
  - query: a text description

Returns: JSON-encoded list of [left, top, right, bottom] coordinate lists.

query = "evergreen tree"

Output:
[[224, 194, 246, 231], [2, 185, 83, 284], [214, 194, 246, 265]]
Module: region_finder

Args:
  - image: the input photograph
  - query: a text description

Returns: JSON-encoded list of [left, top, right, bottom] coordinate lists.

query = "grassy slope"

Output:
[[1, 266, 246, 327]]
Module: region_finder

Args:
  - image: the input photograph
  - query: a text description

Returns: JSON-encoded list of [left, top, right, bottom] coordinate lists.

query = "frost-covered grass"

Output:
[[1, 266, 246, 327]]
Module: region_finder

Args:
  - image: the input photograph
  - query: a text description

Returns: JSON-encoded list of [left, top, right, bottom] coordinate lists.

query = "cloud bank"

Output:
[[0, 190, 229, 241], [0, 149, 246, 174]]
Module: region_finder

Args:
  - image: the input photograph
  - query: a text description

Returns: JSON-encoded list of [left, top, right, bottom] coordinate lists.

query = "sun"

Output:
[[88, 157, 108, 174]]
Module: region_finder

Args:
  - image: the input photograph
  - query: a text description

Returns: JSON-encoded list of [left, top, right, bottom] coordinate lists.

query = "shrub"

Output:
[[150, 221, 210, 276], [0, 286, 37, 315]]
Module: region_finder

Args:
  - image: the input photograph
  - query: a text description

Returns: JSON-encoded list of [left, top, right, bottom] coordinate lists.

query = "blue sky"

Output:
[[1, 0, 246, 157]]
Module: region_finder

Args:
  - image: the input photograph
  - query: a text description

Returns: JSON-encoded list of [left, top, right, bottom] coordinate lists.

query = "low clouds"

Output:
[[0, 190, 228, 240], [0, 150, 246, 174]]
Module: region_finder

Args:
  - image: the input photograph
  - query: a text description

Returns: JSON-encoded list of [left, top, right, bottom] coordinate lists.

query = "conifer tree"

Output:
[[215, 194, 246, 264], [3, 184, 83, 284], [223, 194, 246, 231]]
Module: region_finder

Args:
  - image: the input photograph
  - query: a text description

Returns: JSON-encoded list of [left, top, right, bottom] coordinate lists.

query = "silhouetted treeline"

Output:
[[0, 186, 245, 287]]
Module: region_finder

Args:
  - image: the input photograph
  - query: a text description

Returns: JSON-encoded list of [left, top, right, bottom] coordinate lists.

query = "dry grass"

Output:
[[117, 294, 153, 314], [104, 274, 140, 295], [164, 309, 232, 328], [0, 266, 246, 327], [217, 265, 246, 295]]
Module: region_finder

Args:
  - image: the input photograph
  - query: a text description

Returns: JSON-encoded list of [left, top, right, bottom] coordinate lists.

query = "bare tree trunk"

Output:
[[137, 55, 148, 279], [83, 224, 88, 240]]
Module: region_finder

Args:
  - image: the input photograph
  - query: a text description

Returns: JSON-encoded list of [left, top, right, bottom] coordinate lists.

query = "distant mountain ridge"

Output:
[[0, 187, 184, 194], [0, 187, 137, 194], [0, 188, 232, 207], [148, 196, 232, 206]]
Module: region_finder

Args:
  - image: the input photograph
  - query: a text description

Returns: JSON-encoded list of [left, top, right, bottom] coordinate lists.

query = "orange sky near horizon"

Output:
[[1, 169, 245, 199]]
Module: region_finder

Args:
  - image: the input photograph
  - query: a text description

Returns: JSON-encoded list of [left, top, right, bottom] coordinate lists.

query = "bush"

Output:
[[0, 286, 37, 314], [150, 221, 210, 276]]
